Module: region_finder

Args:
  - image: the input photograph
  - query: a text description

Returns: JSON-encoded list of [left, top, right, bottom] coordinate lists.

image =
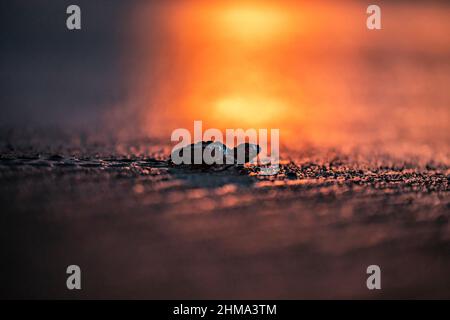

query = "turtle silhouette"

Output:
[[170, 141, 260, 170]]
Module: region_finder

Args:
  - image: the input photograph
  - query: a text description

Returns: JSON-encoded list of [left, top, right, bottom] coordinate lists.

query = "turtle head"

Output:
[[233, 143, 261, 164]]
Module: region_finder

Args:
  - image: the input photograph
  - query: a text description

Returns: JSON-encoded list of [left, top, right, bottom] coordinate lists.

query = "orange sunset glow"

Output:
[[126, 0, 450, 151], [3, 0, 450, 301]]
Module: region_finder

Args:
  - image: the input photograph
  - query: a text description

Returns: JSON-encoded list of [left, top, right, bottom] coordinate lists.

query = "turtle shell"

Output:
[[170, 141, 230, 166]]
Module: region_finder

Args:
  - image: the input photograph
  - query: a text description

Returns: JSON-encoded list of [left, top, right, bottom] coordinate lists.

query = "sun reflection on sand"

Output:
[[214, 96, 285, 127], [125, 1, 450, 155]]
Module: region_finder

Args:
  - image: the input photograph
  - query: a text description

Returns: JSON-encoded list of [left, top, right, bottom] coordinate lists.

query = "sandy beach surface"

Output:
[[1, 129, 448, 299]]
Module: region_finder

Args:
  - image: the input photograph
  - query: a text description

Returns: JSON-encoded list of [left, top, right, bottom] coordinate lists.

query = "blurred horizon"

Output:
[[1, 0, 449, 156]]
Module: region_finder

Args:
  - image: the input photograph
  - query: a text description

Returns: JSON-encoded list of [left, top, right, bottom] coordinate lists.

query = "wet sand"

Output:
[[0, 130, 449, 299]]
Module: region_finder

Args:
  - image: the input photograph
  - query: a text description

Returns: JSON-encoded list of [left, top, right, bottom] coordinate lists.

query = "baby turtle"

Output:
[[170, 141, 260, 170]]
